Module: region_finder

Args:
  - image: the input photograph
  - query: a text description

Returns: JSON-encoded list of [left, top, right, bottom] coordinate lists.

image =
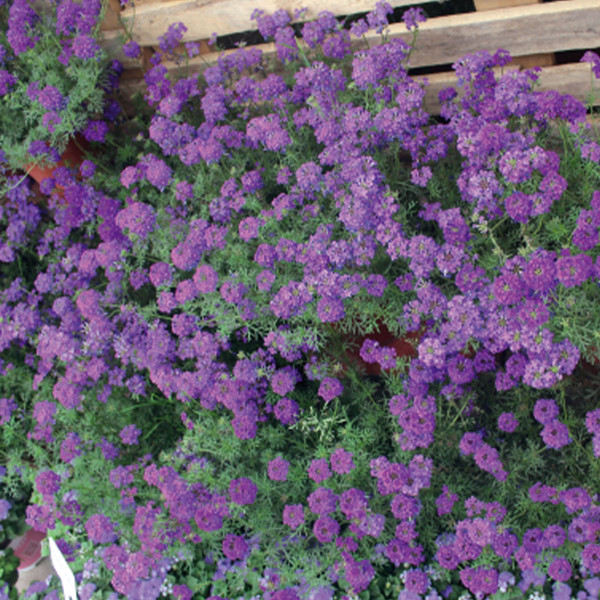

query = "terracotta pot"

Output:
[[24, 137, 86, 187], [333, 321, 422, 376]]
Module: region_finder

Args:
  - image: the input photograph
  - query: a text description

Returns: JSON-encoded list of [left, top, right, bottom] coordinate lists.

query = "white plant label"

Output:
[[48, 537, 78, 600]]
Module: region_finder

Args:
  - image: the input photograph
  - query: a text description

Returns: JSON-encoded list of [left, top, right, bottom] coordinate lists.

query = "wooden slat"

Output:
[[121, 0, 431, 45], [119, 0, 600, 70], [100, 0, 124, 31], [472, 0, 556, 69], [377, 0, 599, 69], [474, 0, 539, 9]]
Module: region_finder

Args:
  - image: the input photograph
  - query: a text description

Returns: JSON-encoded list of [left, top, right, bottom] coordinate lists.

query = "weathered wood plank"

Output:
[[472, 0, 555, 69], [121, 0, 431, 45], [100, 0, 124, 31], [474, 0, 539, 10], [378, 0, 599, 69], [119, 0, 600, 72]]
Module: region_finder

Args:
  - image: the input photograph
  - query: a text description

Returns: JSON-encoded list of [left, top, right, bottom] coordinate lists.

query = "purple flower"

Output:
[[436, 485, 458, 516], [0, 397, 17, 425], [35, 470, 61, 497], [344, 557, 375, 594], [274, 397, 299, 426], [582, 544, 600, 574], [283, 504, 305, 529], [307, 488, 338, 516], [560, 487, 591, 514], [267, 457, 289, 482], [307, 458, 331, 484], [498, 412, 519, 433], [119, 424, 141, 445], [85, 514, 117, 544], [193, 264, 218, 293], [402, 7, 426, 31], [541, 420, 571, 449], [523, 250, 556, 293], [115, 202, 156, 239], [405, 569, 429, 594], [586, 409, 600, 435], [330, 448, 355, 474], [123, 40, 141, 59], [533, 398, 559, 424], [582, 51, 600, 79], [271, 367, 300, 396], [339, 488, 368, 520], [229, 478, 257, 505], [0, 500, 11, 521], [318, 377, 343, 402], [316, 296, 345, 323], [556, 252, 593, 288], [548, 558, 572, 582], [313, 515, 339, 543], [246, 114, 291, 152], [71, 34, 101, 59], [0, 70, 17, 95], [459, 432, 484, 455], [505, 191, 532, 223], [222, 534, 248, 560], [37, 85, 65, 111]]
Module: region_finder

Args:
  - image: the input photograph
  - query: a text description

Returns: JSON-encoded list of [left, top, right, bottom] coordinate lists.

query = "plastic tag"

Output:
[[48, 537, 78, 600]]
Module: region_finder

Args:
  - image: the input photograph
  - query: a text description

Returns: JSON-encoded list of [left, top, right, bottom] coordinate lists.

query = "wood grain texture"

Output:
[[120, 0, 600, 71], [372, 0, 600, 68], [473, 0, 541, 10], [100, 0, 124, 31], [121, 0, 430, 44]]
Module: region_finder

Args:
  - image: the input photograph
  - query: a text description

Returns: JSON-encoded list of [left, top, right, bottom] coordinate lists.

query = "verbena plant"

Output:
[[0, 0, 120, 174], [1, 2, 600, 600]]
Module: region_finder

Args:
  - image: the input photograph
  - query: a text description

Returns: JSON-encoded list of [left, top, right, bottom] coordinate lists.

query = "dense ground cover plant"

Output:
[[0, 0, 119, 174], [1, 1, 600, 599]]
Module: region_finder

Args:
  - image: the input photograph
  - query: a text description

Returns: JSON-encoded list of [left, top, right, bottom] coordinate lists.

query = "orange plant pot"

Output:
[[25, 137, 87, 187], [332, 322, 422, 376]]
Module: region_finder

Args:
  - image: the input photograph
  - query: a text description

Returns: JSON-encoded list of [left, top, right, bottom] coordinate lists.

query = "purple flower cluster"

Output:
[[2, 4, 600, 600]]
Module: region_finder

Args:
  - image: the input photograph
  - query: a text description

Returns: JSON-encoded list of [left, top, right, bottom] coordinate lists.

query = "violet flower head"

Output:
[[402, 7, 426, 31], [119, 424, 141, 446], [307, 487, 338, 516], [0, 397, 17, 425], [123, 40, 141, 59], [533, 398, 559, 424], [282, 504, 304, 529], [274, 397, 299, 426], [307, 458, 331, 484], [582, 51, 600, 79], [541, 420, 571, 450], [115, 202, 156, 239], [267, 457, 289, 482], [222, 534, 248, 560], [330, 447, 355, 474], [313, 515, 340, 543], [318, 377, 343, 402], [586, 409, 600, 435], [229, 477, 257, 505], [498, 412, 519, 433], [85, 513, 117, 544], [71, 34, 101, 60]]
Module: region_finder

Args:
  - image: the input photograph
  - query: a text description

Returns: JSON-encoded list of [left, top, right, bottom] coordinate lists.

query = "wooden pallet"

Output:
[[99, 0, 600, 114]]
